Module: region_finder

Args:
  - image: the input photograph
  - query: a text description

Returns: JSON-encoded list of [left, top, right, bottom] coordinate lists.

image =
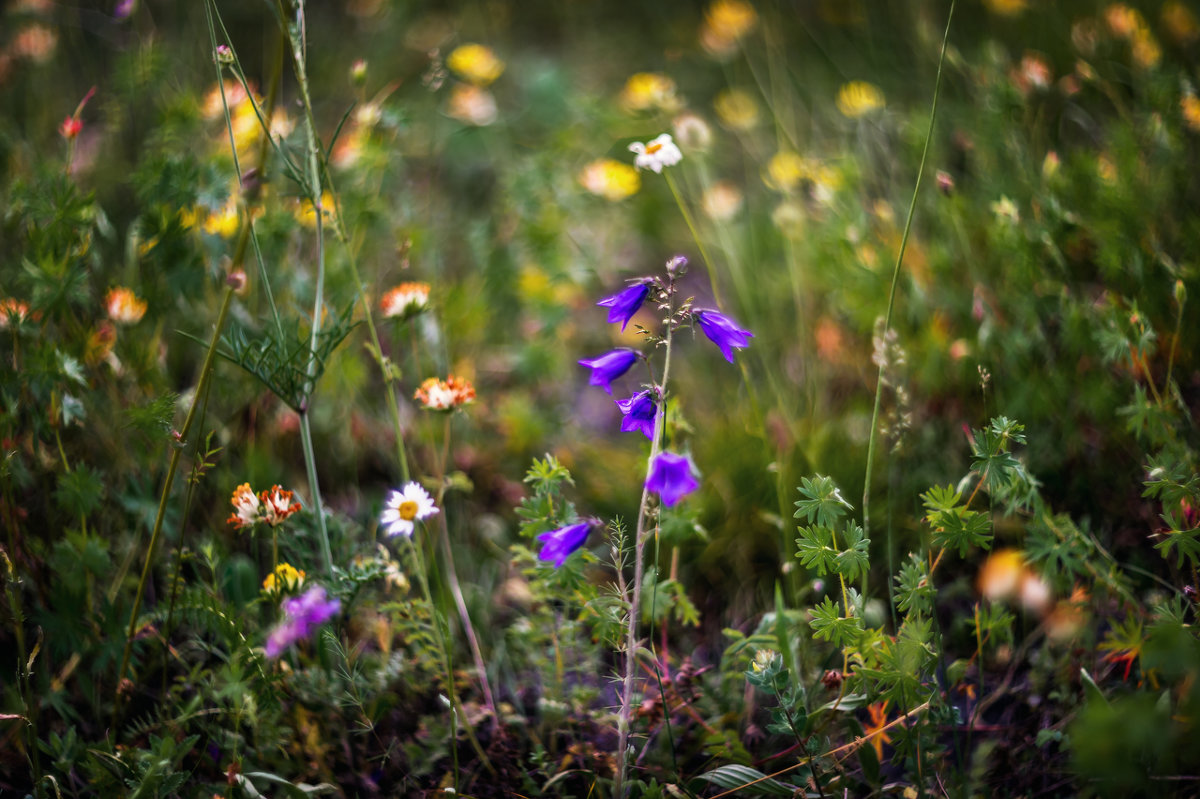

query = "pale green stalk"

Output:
[[862, 0, 956, 588]]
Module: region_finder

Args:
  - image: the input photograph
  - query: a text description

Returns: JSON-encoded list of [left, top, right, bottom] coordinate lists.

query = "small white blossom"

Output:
[[629, 133, 683, 173], [380, 482, 439, 537]]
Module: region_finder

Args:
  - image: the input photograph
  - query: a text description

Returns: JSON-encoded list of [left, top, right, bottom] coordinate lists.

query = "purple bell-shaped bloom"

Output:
[[616, 390, 658, 439], [645, 451, 700, 507], [537, 521, 592, 567], [597, 281, 650, 331], [579, 349, 638, 395], [694, 309, 754, 363]]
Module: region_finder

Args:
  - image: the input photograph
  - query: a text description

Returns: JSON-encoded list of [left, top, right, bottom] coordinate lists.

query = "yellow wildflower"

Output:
[[713, 88, 759, 130], [620, 72, 679, 113], [446, 43, 505, 86], [105, 287, 147, 325], [1182, 95, 1200, 132], [764, 151, 811, 192], [578, 158, 641, 201], [836, 81, 884, 118], [262, 562, 306, 594]]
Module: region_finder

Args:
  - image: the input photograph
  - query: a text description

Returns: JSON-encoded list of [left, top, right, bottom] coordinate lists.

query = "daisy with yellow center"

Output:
[[105, 287, 147, 325], [380, 482, 439, 537], [629, 133, 683, 173]]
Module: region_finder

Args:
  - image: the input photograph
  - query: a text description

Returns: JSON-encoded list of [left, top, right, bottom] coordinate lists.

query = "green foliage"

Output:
[[922, 484, 992, 557]]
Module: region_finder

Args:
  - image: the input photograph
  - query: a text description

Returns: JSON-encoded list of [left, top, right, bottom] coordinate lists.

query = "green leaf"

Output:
[[794, 474, 853, 528], [55, 466, 105, 517], [835, 523, 870, 581], [796, 525, 837, 575], [930, 507, 992, 558], [894, 552, 935, 616], [692, 765, 795, 796], [809, 596, 862, 647]]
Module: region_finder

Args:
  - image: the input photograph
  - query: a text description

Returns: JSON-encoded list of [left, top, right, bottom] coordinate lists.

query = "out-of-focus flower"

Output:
[[446, 43, 505, 86], [202, 80, 251, 120], [1012, 51, 1052, 94], [105, 287, 147, 325], [1042, 151, 1061, 178], [1163, 1, 1200, 44], [578, 159, 641, 201], [672, 112, 713, 151], [836, 81, 884, 118], [990, 196, 1020, 223], [0, 299, 31, 330], [12, 25, 57, 63], [616, 390, 658, 438], [713, 88, 759, 130], [295, 192, 334, 229], [227, 483, 262, 529], [1018, 571, 1053, 614], [204, 200, 240, 238], [646, 451, 700, 507], [1182, 95, 1200, 132], [380, 482, 439, 537], [814, 316, 845, 363], [260, 485, 301, 526], [1105, 3, 1142, 38], [620, 72, 679, 113], [414, 375, 475, 411], [114, 0, 136, 19], [60, 117, 82, 139], [265, 585, 340, 658], [765, 151, 811, 192], [446, 84, 498, 126], [536, 521, 592, 567], [598, 281, 650, 331], [226, 268, 248, 293], [702, 181, 743, 220], [936, 170, 955, 194], [983, 0, 1027, 15], [85, 322, 117, 366], [262, 563, 306, 594], [350, 58, 368, 85], [214, 44, 234, 65], [629, 133, 682, 173], [701, 0, 758, 57], [1096, 155, 1117, 184], [1131, 30, 1161, 68], [381, 282, 431, 320], [978, 549, 1024, 601], [694, 309, 753, 362], [578, 349, 638, 395]]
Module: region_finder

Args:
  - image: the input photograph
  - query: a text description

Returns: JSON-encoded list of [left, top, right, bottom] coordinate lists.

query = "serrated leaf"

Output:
[[794, 474, 853, 528], [796, 525, 837, 575]]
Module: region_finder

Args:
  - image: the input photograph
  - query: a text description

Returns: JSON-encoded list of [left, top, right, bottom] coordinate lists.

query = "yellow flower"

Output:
[[620, 72, 679, 113], [1182, 95, 1200, 132], [713, 88, 759, 130], [203, 200, 240, 238], [295, 192, 334, 229], [701, 181, 743, 221], [978, 549, 1025, 601], [764, 151, 811, 191], [705, 0, 758, 40], [836, 81, 884, 118], [105, 287, 147, 325], [446, 43, 505, 86], [1104, 3, 1143, 38], [1130, 30, 1161, 69], [578, 158, 641, 201], [262, 563, 306, 594]]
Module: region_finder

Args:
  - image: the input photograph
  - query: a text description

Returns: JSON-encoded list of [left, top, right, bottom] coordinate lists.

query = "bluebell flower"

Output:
[[645, 451, 700, 507], [694, 309, 754, 363], [597, 281, 650, 331], [537, 521, 592, 567], [579, 349, 638, 395], [616, 390, 658, 438]]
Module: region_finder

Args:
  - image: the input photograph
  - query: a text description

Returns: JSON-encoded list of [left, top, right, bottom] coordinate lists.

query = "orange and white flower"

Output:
[[381, 282, 431, 320], [227, 483, 262, 529], [414, 375, 475, 411], [260, 485, 302, 526], [0, 298, 31, 330], [629, 133, 682, 173], [380, 482, 439, 537], [105, 287, 147, 325]]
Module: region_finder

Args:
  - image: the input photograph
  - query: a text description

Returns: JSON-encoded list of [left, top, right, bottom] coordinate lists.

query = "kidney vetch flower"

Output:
[[414, 375, 476, 411], [381, 282, 431, 320], [380, 481, 439, 537], [106, 287, 147, 325]]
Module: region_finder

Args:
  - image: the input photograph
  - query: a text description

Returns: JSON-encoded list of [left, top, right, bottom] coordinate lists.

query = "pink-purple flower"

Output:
[[598, 281, 650, 331], [265, 585, 341, 658], [645, 451, 700, 506], [694, 309, 753, 363], [616, 390, 658, 438], [537, 521, 592, 567], [579, 349, 638, 395]]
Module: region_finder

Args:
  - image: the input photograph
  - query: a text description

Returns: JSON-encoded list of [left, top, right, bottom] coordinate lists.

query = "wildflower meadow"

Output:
[[4, 0, 1200, 796]]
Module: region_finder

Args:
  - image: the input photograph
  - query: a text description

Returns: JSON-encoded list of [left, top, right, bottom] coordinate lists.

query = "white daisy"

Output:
[[380, 482, 439, 537], [628, 133, 683, 173]]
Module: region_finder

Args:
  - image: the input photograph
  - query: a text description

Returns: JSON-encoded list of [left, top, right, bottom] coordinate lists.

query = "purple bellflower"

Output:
[[537, 521, 592, 567], [265, 585, 341, 658], [616, 390, 658, 439], [694, 309, 754, 363], [646, 451, 700, 507], [597, 281, 650, 331], [579, 349, 638, 395]]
